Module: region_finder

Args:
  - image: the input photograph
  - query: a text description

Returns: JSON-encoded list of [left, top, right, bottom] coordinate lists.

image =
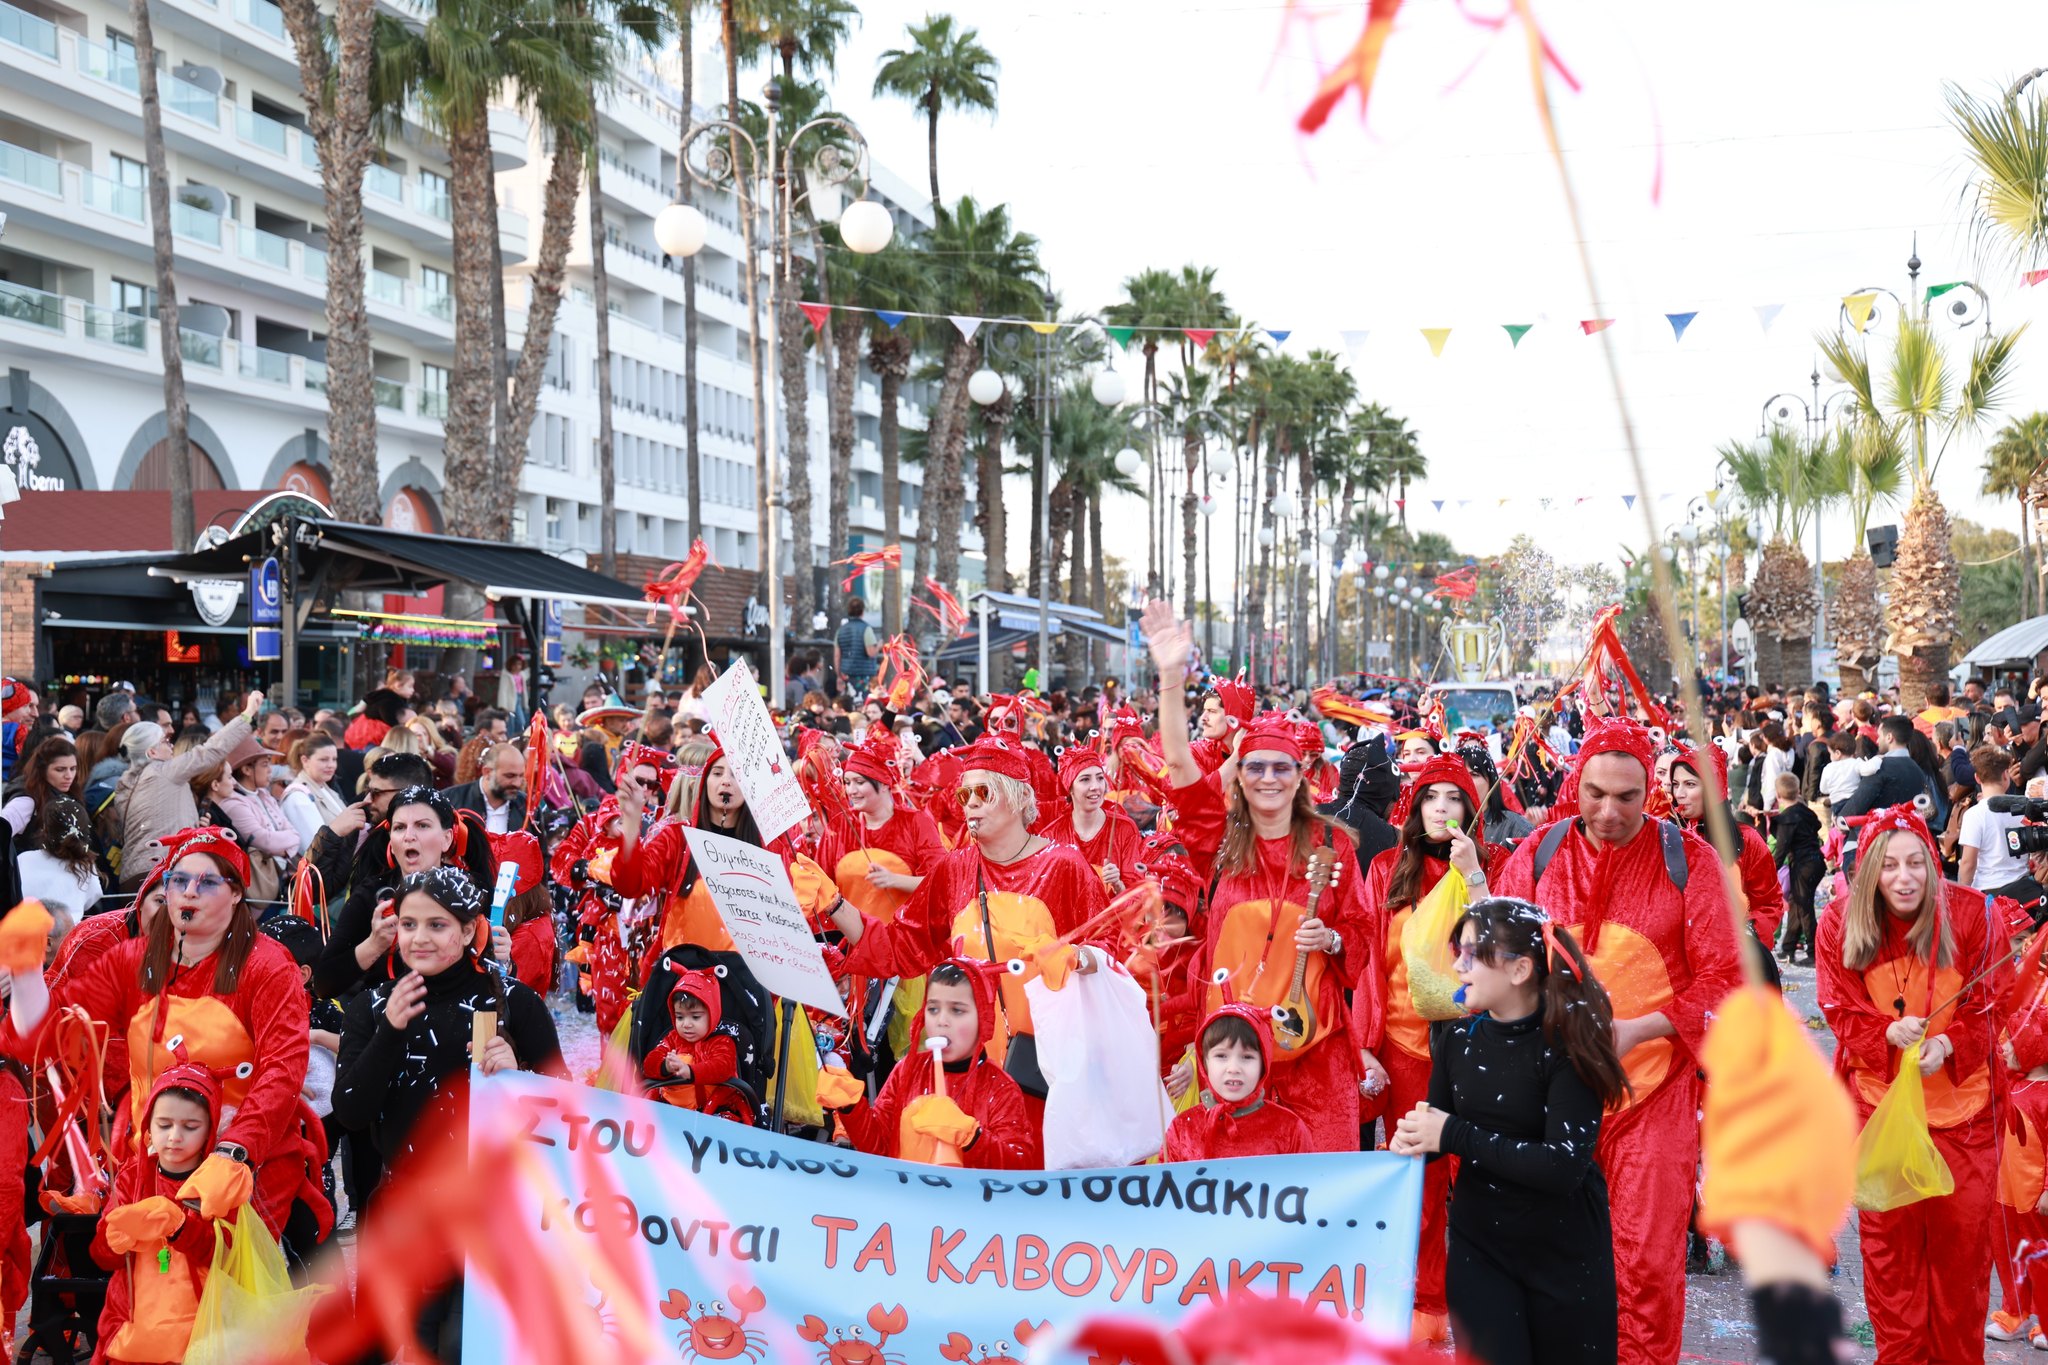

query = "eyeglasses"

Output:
[[1240, 761, 1300, 781], [166, 871, 230, 896], [365, 786, 401, 801], [1454, 946, 1521, 970], [954, 783, 997, 808]]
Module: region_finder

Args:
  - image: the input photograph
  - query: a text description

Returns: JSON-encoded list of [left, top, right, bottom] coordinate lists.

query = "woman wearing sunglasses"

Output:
[[1138, 598, 1376, 1156], [4, 826, 325, 1246]]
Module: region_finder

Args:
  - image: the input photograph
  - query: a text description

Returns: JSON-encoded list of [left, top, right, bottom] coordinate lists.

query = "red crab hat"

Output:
[[487, 829, 545, 897], [666, 967, 724, 1033], [916, 955, 999, 1058], [842, 728, 901, 786], [1388, 753, 1485, 838], [1193, 999, 1278, 1110], [1210, 673, 1256, 731]]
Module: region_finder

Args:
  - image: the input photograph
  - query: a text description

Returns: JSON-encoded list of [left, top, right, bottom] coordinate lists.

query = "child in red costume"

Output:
[[1356, 752, 1504, 1341], [489, 830, 558, 995], [1490, 719, 1743, 1365], [551, 795, 658, 1034], [1666, 741, 1786, 957], [643, 968, 741, 1111], [1036, 744, 1146, 895], [1162, 1001, 1310, 1161], [91, 1058, 226, 1365], [831, 957, 1036, 1168], [1817, 805, 2002, 1365], [1125, 832, 1208, 1091], [4, 829, 315, 1240]]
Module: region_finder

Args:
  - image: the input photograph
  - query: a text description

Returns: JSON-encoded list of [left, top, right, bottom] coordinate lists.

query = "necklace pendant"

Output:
[[1893, 996, 1906, 1016]]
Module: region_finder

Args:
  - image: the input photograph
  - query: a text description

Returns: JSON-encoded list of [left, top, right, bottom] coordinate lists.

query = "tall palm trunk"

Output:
[[1046, 477, 1075, 615], [278, 0, 376, 521], [1247, 436, 1281, 683], [502, 138, 582, 484], [589, 148, 616, 574], [869, 332, 910, 636], [1890, 486, 1961, 713], [439, 113, 498, 540], [678, 4, 702, 544], [778, 274, 815, 634], [826, 309, 860, 629], [923, 91, 941, 217], [130, 0, 190, 548], [976, 390, 1012, 592], [1090, 488, 1107, 677], [1181, 427, 1200, 623], [1063, 492, 1088, 678], [721, 1, 768, 577], [924, 339, 979, 611]]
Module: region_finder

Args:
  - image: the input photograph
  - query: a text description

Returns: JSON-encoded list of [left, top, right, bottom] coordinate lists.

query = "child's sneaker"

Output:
[[1989, 1310, 2033, 1341]]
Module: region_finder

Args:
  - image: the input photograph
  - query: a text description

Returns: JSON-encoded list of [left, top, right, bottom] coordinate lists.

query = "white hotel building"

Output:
[[0, 0, 977, 597]]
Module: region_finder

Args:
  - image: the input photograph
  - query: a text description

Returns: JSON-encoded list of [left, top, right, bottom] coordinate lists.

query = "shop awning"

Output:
[[932, 591, 1126, 662], [1963, 614, 2048, 667], [147, 518, 651, 613]]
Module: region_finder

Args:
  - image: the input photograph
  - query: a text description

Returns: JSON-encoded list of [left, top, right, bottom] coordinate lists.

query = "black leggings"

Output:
[[1447, 1228, 1616, 1365]]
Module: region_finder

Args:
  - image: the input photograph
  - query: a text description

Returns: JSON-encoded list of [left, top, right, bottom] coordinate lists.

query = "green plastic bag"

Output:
[[1852, 1041, 1955, 1212]]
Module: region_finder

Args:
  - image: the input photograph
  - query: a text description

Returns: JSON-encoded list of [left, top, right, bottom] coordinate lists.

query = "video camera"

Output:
[[1990, 795, 2048, 858]]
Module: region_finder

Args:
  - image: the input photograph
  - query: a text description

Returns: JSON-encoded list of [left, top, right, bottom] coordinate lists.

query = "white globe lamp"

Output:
[[1090, 369, 1127, 407], [1272, 491, 1299, 518], [1393, 575, 1408, 590], [1114, 447, 1143, 477], [1373, 564, 1389, 581], [968, 369, 1005, 406], [836, 197, 894, 255], [1317, 527, 1338, 547], [1256, 528, 1275, 547], [654, 203, 708, 258]]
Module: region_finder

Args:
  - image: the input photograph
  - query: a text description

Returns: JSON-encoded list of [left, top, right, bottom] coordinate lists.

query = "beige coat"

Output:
[[117, 714, 254, 889]]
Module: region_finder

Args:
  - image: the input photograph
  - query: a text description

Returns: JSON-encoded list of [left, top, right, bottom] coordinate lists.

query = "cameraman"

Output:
[[1959, 746, 2045, 901]]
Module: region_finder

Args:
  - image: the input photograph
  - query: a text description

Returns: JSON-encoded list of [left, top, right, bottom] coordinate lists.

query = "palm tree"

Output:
[[1103, 267, 1181, 594], [1824, 423, 1906, 690], [1949, 76, 2048, 276], [1985, 412, 2048, 620], [719, 0, 770, 575], [739, 0, 859, 83], [276, 0, 379, 521], [1010, 382, 1137, 676], [1818, 314, 2025, 708], [852, 243, 926, 635], [915, 198, 1043, 614], [872, 14, 997, 219], [126, 0, 192, 547], [589, 143, 618, 573], [1718, 426, 1833, 688], [663, 0, 706, 544]]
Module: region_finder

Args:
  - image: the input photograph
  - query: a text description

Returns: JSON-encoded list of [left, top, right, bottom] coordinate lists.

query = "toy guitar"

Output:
[[1272, 847, 1338, 1054]]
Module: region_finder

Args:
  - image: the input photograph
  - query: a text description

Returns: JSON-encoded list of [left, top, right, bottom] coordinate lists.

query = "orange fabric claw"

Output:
[[175, 1152, 255, 1219], [103, 1195, 187, 1253], [816, 1065, 864, 1112], [904, 1094, 978, 1148], [1698, 985, 1857, 1263], [1297, 0, 1403, 134], [42, 1189, 103, 1216], [0, 900, 52, 973]]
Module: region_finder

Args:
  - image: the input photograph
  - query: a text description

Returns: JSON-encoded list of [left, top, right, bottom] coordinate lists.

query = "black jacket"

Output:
[[1837, 751, 1931, 821], [332, 956, 563, 1165], [313, 838, 498, 998], [443, 781, 526, 833]]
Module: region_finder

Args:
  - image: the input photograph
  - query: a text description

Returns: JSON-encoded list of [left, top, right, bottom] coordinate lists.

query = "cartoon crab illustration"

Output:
[[939, 1319, 1049, 1365], [662, 1284, 769, 1363], [795, 1304, 909, 1365]]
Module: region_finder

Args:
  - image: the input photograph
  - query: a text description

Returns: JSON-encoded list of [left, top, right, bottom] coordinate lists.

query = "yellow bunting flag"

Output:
[[1843, 292, 1878, 333], [1421, 328, 1452, 357], [1025, 321, 1060, 336]]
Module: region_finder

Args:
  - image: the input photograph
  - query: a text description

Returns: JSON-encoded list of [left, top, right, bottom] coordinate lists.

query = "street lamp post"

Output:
[[970, 309, 1123, 688], [657, 81, 894, 700]]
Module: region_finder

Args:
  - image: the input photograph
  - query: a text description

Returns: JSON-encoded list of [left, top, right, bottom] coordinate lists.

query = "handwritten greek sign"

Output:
[[701, 658, 810, 844], [681, 825, 843, 1018], [462, 1072, 1422, 1363]]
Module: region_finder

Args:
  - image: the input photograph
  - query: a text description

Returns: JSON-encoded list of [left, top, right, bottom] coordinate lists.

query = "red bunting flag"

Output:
[[798, 302, 831, 331], [1580, 318, 1615, 335], [2028, 270, 2048, 287], [1183, 328, 1217, 349]]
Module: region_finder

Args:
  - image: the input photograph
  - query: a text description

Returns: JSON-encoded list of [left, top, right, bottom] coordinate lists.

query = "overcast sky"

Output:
[[745, 0, 2048, 587]]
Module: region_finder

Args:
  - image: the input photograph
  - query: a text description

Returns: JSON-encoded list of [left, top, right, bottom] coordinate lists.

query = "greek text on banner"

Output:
[[461, 1072, 1422, 1361]]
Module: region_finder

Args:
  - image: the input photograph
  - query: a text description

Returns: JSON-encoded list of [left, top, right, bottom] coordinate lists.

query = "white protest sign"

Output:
[[680, 825, 845, 1017], [701, 657, 811, 844]]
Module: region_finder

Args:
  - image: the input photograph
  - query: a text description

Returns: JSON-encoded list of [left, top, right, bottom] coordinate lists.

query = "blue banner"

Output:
[[461, 1072, 1421, 1361]]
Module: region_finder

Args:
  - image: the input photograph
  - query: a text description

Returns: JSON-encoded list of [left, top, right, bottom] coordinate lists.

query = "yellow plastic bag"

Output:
[[185, 1205, 325, 1365], [1852, 1041, 1955, 1212], [592, 1010, 639, 1091], [1399, 865, 1470, 1021]]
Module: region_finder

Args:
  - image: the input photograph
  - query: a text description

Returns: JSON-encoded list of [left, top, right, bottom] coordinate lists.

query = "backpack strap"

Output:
[[1659, 819, 1690, 892], [1530, 819, 1573, 886]]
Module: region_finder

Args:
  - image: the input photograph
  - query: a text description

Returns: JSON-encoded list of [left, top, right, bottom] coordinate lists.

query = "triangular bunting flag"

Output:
[[2027, 270, 2048, 287], [875, 310, 908, 330], [1665, 311, 1698, 341], [1340, 329, 1372, 352], [1497, 498, 1509, 508], [1842, 292, 1877, 333], [1395, 500, 1405, 512], [1432, 500, 1445, 512], [1266, 329, 1291, 345], [1421, 327, 1452, 357], [1026, 321, 1060, 336], [1539, 497, 1553, 511], [1183, 328, 1217, 349], [1925, 281, 1966, 302], [1622, 494, 1636, 509], [1457, 499, 1472, 508], [949, 316, 982, 342], [1503, 323, 1533, 347], [1105, 325, 1134, 349], [797, 302, 830, 331], [1754, 303, 1784, 333], [1579, 318, 1615, 335]]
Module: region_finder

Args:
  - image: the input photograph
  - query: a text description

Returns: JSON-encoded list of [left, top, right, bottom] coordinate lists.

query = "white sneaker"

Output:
[[2030, 1332, 2047, 1351], [1990, 1312, 2035, 1341]]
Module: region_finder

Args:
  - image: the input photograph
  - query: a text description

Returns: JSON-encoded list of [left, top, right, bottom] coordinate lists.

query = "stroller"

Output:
[[628, 945, 776, 1127]]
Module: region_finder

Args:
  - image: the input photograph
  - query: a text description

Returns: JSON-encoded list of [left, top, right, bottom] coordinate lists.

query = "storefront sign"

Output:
[[3, 424, 66, 493], [541, 599, 564, 669], [249, 556, 282, 660], [190, 578, 243, 627]]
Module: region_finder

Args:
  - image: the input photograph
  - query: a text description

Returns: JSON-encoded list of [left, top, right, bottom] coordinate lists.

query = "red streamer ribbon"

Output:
[[833, 545, 901, 592]]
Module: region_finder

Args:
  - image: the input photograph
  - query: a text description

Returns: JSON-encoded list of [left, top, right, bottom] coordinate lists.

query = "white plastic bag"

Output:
[[1028, 963, 1172, 1169]]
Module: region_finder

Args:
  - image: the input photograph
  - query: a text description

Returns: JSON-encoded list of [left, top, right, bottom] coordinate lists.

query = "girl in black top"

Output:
[[1769, 780, 1826, 964], [1390, 896, 1629, 1365]]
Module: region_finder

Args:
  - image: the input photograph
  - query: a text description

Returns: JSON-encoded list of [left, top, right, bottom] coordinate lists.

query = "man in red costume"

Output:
[[1491, 717, 1744, 1365], [1036, 744, 1146, 893], [1190, 674, 1257, 775]]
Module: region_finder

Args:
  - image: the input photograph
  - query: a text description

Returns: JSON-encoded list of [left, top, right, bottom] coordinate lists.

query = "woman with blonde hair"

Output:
[[1817, 804, 1999, 1363]]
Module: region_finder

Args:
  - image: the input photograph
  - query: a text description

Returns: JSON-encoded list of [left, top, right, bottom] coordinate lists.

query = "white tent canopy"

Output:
[[1961, 614, 2048, 667]]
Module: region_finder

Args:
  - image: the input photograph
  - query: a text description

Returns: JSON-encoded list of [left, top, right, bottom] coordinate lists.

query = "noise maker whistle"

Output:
[[925, 1036, 964, 1168], [489, 860, 518, 930]]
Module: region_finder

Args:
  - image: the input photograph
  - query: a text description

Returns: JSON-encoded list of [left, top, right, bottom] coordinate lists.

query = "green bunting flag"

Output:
[[1503, 323, 1533, 347], [1105, 326, 1134, 349], [1925, 281, 1966, 302]]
